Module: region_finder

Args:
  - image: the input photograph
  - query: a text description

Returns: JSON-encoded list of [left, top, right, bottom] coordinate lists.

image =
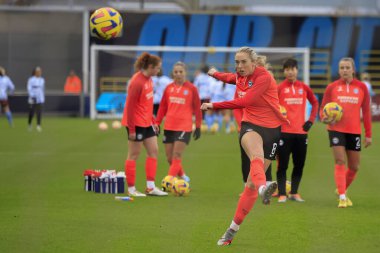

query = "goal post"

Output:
[[90, 45, 310, 119]]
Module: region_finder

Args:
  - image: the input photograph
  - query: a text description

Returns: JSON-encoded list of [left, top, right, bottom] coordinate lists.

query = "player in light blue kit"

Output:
[[152, 70, 172, 116], [0, 67, 15, 127], [27, 66, 45, 132], [208, 80, 237, 133], [194, 65, 213, 128]]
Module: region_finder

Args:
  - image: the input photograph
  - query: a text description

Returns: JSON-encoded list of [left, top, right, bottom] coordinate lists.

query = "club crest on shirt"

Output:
[[248, 81, 253, 87], [298, 89, 303, 95], [353, 88, 359, 94], [183, 90, 189, 95]]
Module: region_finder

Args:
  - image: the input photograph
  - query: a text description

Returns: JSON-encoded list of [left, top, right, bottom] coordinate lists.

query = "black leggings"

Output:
[[28, 103, 42, 126], [240, 142, 273, 183], [276, 133, 308, 195]]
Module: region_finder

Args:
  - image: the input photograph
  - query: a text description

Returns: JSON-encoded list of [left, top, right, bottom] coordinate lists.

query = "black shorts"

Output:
[[328, 130, 361, 151], [163, 130, 191, 144], [126, 125, 157, 142], [239, 121, 281, 160]]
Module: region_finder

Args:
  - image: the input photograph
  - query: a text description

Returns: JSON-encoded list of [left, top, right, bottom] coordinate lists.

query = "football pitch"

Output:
[[0, 117, 379, 253]]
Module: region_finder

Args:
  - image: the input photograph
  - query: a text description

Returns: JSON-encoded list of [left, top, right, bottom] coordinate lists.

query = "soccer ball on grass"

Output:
[[172, 179, 190, 196], [161, 175, 177, 193]]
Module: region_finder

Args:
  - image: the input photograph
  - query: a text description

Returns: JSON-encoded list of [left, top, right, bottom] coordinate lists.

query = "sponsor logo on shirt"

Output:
[[146, 91, 153, 99], [337, 96, 359, 104], [169, 96, 186, 104], [284, 97, 303, 104]]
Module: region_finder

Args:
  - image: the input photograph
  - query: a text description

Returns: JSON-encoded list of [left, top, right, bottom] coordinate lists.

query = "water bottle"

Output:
[[83, 170, 93, 191], [115, 196, 134, 201]]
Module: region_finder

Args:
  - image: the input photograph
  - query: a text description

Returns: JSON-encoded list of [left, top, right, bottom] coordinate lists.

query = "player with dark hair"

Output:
[[202, 46, 288, 246], [156, 61, 202, 182], [121, 52, 168, 197], [276, 58, 319, 203], [320, 57, 372, 208]]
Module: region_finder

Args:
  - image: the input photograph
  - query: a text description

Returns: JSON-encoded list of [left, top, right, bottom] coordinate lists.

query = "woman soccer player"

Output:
[[277, 58, 319, 203], [201, 47, 288, 246], [121, 52, 168, 197], [156, 62, 202, 181], [208, 55, 274, 185], [320, 57, 372, 208], [27, 66, 45, 132], [0, 67, 15, 127]]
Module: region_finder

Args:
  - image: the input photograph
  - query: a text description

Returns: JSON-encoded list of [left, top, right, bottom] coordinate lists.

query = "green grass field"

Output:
[[1, 117, 379, 253]]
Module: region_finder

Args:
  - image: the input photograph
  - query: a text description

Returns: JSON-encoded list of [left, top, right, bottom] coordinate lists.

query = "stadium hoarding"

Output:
[[90, 12, 380, 90]]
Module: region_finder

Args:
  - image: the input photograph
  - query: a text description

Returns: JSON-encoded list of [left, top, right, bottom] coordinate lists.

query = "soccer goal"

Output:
[[90, 45, 310, 119]]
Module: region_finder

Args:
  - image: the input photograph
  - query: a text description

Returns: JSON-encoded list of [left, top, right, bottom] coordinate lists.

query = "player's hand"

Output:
[[302, 121, 313, 132], [364, 137, 372, 148], [128, 132, 136, 141], [201, 103, 213, 111], [193, 128, 201, 141], [153, 124, 160, 136], [208, 67, 217, 76]]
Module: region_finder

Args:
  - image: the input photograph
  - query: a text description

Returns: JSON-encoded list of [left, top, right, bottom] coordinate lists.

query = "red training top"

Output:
[[212, 66, 287, 128], [319, 78, 372, 138], [278, 79, 319, 134], [121, 71, 155, 134], [156, 81, 202, 132]]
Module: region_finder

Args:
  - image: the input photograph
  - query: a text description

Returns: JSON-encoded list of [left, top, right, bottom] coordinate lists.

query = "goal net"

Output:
[[90, 45, 310, 119]]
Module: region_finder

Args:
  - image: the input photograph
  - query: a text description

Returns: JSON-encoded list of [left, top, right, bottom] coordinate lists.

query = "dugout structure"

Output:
[[90, 45, 310, 119]]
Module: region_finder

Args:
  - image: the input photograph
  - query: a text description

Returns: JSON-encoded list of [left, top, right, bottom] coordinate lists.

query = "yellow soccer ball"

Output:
[[172, 179, 190, 196], [200, 124, 208, 133], [161, 176, 177, 193], [210, 123, 219, 134], [90, 7, 123, 40], [322, 102, 343, 123]]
